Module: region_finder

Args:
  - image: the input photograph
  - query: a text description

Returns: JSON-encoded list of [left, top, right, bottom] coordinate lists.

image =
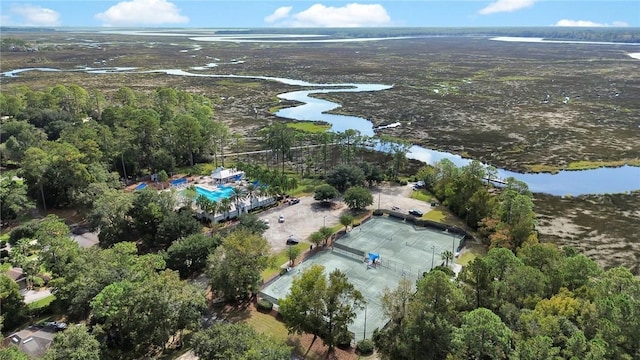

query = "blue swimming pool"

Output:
[[195, 185, 234, 202]]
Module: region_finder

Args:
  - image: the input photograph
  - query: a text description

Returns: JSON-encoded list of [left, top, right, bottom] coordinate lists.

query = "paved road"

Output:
[[258, 182, 433, 254]]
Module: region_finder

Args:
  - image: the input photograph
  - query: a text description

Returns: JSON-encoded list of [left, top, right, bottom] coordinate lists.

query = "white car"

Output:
[[278, 215, 285, 223], [262, 219, 270, 228]]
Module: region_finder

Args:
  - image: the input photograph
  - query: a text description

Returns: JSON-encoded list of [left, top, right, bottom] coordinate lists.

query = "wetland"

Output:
[[1, 28, 639, 271]]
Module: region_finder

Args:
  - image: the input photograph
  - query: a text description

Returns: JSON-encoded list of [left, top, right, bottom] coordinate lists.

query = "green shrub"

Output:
[[257, 298, 273, 312], [0, 240, 6, 248], [336, 331, 353, 348], [356, 339, 374, 354], [9, 221, 39, 245]]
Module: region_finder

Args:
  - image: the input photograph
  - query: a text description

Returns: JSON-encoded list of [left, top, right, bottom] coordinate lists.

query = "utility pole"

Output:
[[363, 302, 368, 340], [431, 245, 436, 270]]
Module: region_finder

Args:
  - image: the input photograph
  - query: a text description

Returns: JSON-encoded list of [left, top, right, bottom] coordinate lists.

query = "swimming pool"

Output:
[[195, 185, 234, 202]]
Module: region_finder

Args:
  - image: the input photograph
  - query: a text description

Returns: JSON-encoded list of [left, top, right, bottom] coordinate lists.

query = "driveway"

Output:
[[258, 182, 433, 253], [21, 288, 52, 304]]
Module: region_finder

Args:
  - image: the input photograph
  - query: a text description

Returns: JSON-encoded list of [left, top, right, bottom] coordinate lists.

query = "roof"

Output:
[[211, 167, 245, 180], [4, 326, 56, 358], [6, 268, 26, 282]]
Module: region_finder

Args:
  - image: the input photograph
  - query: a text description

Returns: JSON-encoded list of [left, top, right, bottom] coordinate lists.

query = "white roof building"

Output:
[[211, 167, 245, 184]]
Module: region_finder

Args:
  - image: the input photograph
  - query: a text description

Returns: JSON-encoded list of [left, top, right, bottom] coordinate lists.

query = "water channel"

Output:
[[2, 66, 638, 196]]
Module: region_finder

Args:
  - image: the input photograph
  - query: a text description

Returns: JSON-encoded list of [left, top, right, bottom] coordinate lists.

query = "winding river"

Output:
[[2, 66, 638, 196]]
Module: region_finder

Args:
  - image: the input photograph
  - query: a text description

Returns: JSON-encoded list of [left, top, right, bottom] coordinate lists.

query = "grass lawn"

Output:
[[422, 208, 446, 222], [456, 244, 487, 266], [242, 309, 290, 341], [27, 294, 56, 310], [262, 243, 308, 281], [410, 189, 435, 202], [286, 122, 331, 133]]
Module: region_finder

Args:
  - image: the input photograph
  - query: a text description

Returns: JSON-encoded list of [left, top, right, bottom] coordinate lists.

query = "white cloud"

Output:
[[265, 6, 293, 24], [479, 0, 536, 15], [554, 19, 629, 27], [6, 5, 61, 26], [265, 3, 392, 27], [95, 0, 189, 26]]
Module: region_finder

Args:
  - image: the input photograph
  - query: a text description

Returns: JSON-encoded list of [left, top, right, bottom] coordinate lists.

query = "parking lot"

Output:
[[258, 182, 434, 253]]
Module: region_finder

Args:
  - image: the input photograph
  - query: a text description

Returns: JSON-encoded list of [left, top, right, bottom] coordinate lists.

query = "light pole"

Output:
[[431, 245, 436, 270], [377, 189, 381, 210], [452, 229, 456, 255], [363, 302, 368, 340], [323, 215, 327, 227]]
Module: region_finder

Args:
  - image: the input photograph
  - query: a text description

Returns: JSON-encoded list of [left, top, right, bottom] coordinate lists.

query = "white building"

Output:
[[211, 167, 245, 184]]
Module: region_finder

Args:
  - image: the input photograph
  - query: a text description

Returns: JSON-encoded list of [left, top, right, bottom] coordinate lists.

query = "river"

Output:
[[2, 66, 638, 196]]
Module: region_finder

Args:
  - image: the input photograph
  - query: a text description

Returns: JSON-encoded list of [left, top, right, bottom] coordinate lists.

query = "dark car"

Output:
[[286, 236, 299, 245], [408, 209, 424, 217], [288, 198, 300, 205]]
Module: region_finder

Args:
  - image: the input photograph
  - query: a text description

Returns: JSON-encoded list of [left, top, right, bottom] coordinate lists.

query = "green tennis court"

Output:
[[259, 216, 460, 341]]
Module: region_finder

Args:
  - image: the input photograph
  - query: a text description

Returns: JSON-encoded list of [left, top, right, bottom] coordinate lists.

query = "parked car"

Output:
[[262, 219, 270, 228], [286, 236, 299, 245], [408, 209, 424, 217], [45, 321, 67, 331], [288, 198, 300, 205], [278, 214, 285, 223]]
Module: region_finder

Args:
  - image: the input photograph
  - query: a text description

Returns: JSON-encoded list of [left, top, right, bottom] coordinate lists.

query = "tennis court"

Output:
[[260, 216, 461, 341]]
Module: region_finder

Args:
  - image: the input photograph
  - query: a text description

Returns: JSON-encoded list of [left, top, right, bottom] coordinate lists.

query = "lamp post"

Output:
[[323, 215, 327, 227], [431, 245, 436, 270], [363, 302, 368, 340], [377, 189, 381, 210]]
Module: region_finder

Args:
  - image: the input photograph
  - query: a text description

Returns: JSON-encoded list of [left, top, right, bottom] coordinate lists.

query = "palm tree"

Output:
[[206, 200, 220, 221], [339, 213, 354, 233], [245, 183, 257, 207], [195, 194, 209, 212], [220, 198, 232, 220], [441, 250, 454, 267], [230, 186, 247, 217]]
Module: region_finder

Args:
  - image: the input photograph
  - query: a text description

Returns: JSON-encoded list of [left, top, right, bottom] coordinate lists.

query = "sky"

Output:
[[0, 0, 638, 28]]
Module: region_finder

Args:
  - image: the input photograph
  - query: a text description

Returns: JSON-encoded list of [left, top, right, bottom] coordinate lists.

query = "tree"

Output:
[[165, 233, 221, 278], [0, 274, 26, 330], [343, 186, 373, 210], [207, 229, 270, 301], [43, 325, 101, 360], [326, 164, 365, 192], [452, 308, 513, 359], [90, 270, 205, 357], [287, 245, 302, 266], [191, 323, 291, 360], [155, 208, 202, 250], [157, 170, 169, 188], [0, 346, 29, 360], [314, 184, 339, 203], [0, 177, 34, 224], [513, 335, 560, 360], [52, 242, 165, 320], [87, 188, 134, 247], [339, 213, 354, 232], [374, 271, 466, 360], [441, 250, 454, 267], [237, 213, 269, 235], [279, 265, 364, 351], [309, 231, 326, 247], [263, 123, 295, 174], [20, 146, 51, 210], [359, 162, 384, 187]]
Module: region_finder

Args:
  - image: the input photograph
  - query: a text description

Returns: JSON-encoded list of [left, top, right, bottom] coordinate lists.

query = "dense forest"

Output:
[[1, 83, 639, 359]]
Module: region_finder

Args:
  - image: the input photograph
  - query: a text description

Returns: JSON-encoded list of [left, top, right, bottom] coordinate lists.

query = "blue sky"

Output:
[[1, 1, 638, 28]]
